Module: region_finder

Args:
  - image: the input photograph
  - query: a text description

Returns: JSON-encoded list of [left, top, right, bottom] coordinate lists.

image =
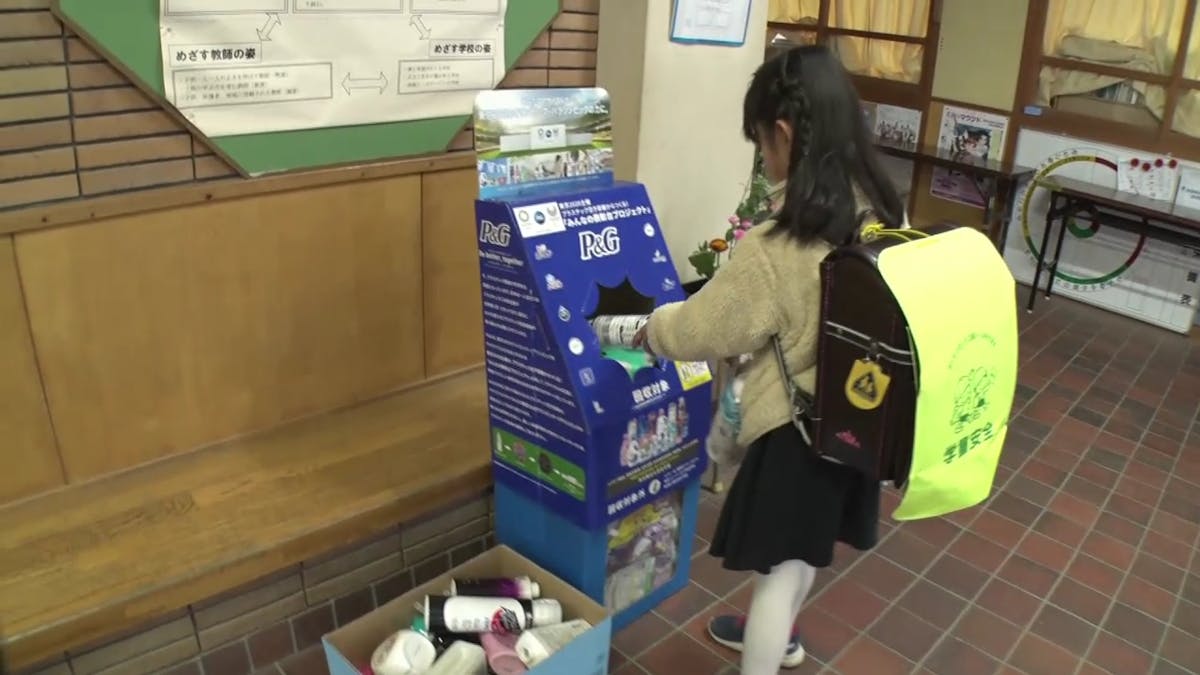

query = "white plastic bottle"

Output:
[[425, 596, 562, 635], [589, 315, 650, 348], [370, 629, 437, 675], [515, 619, 593, 667], [706, 370, 746, 466], [424, 641, 487, 675], [448, 576, 541, 599]]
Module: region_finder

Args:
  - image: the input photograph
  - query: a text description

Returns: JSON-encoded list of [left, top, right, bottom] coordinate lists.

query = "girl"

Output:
[[633, 45, 905, 673]]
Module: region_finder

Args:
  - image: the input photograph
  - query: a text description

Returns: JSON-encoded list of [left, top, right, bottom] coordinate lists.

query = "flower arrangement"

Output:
[[688, 154, 775, 280]]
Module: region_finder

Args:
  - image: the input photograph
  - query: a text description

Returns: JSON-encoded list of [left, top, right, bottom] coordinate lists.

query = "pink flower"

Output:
[[740, 219, 752, 230], [727, 215, 740, 225], [733, 228, 747, 241]]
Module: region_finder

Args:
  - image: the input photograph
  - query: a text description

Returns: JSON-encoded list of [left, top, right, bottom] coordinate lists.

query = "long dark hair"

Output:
[[743, 45, 904, 244]]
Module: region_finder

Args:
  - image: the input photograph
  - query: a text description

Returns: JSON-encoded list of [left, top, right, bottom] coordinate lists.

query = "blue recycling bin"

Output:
[[475, 181, 714, 630]]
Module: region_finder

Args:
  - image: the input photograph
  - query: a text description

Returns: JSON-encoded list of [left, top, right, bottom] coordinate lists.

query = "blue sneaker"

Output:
[[707, 614, 806, 668]]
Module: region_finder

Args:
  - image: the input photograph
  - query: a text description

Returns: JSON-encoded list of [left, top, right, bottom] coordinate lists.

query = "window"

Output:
[[1018, 0, 1200, 156], [766, 0, 936, 108]]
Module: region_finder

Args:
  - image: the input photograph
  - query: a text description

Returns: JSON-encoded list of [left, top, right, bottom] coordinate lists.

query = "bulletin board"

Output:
[[52, 0, 560, 176]]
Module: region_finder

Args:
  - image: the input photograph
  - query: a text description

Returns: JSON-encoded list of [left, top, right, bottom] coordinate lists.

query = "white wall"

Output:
[[597, 0, 768, 283]]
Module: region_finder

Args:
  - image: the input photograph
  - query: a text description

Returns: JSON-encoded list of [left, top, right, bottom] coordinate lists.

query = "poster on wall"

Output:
[[1116, 155, 1180, 202], [474, 88, 614, 201], [936, 105, 1008, 160], [930, 168, 989, 208], [1003, 129, 1200, 333], [158, 0, 508, 138], [872, 103, 921, 151], [930, 105, 1009, 209]]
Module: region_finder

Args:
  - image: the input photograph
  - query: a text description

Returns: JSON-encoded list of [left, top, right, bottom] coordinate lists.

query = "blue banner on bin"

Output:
[[476, 182, 713, 529]]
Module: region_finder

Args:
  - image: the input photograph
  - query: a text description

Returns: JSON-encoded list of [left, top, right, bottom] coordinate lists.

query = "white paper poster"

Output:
[[1116, 155, 1180, 202], [159, 0, 507, 138]]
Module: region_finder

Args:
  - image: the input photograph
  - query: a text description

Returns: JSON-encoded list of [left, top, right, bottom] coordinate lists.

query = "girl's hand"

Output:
[[632, 324, 655, 356]]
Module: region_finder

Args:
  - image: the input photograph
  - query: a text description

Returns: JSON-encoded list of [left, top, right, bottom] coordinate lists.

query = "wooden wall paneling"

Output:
[[0, 234, 63, 503], [0, 4, 200, 211], [65, 26, 198, 197], [548, 9, 599, 87], [15, 176, 426, 482], [0, 153, 472, 237], [421, 169, 485, 376], [0, 2, 77, 209]]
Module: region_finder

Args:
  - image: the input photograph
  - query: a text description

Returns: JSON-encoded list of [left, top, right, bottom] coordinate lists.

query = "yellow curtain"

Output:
[[829, 0, 927, 83], [768, 0, 820, 24], [766, 0, 928, 84], [828, 0, 927, 37], [1039, 0, 1200, 137], [1176, 90, 1200, 137], [1043, 0, 1185, 75]]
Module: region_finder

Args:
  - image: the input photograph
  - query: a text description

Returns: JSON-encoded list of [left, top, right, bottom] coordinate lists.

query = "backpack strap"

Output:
[[771, 335, 817, 447], [860, 222, 928, 244], [854, 207, 922, 244]]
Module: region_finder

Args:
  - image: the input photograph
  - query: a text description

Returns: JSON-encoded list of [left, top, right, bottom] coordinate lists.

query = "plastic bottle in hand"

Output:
[[706, 372, 745, 466]]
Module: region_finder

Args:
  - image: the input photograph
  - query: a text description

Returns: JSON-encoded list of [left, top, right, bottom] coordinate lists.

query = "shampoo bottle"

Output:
[[425, 596, 562, 635]]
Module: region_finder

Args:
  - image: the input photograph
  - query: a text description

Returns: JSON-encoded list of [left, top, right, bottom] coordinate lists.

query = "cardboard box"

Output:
[[322, 546, 611, 675]]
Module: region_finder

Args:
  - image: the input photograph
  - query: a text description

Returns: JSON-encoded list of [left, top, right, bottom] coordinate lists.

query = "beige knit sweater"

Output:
[[646, 220, 830, 447]]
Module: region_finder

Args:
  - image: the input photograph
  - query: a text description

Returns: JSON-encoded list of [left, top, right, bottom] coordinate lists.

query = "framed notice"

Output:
[[670, 0, 752, 47]]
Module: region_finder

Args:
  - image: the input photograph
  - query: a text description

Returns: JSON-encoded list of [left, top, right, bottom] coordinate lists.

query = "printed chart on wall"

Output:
[[158, 0, 508, 137], [1003, 129, 1200, 333]]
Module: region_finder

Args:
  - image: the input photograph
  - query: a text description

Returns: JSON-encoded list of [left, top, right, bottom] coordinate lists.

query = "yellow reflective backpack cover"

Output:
[[876, 227, 1018, 520]]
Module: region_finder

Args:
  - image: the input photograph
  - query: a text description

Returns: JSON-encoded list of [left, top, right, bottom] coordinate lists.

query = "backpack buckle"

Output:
[[790, 389, 818, 447]]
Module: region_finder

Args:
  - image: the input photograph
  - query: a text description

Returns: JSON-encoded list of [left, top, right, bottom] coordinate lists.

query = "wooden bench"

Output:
[[0, 367, 491, 670]]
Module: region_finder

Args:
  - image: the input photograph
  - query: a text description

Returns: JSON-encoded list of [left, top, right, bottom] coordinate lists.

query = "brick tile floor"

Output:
[[612, 294, 1200, 674], [270, 293, 1199, 675]]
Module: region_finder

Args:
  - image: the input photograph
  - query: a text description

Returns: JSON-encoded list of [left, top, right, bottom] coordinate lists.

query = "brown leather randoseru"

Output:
[[773, 222, 959, 487]]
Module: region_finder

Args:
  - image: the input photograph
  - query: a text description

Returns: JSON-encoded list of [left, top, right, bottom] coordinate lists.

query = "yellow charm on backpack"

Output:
[[844, 358, 890, 410]]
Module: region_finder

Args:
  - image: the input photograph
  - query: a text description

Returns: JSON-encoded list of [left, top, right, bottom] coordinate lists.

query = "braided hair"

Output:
[[742, 45, 904, 245]]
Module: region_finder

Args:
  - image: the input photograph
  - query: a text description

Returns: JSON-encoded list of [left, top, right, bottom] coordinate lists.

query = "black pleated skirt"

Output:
[[709, 421, 881, 573]]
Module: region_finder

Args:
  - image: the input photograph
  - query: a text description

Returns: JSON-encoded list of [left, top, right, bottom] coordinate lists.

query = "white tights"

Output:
[[741, 559, 817, 675]]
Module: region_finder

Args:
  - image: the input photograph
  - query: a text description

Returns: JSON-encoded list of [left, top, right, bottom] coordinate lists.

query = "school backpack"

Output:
[[772, 222, 1018, 520]]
